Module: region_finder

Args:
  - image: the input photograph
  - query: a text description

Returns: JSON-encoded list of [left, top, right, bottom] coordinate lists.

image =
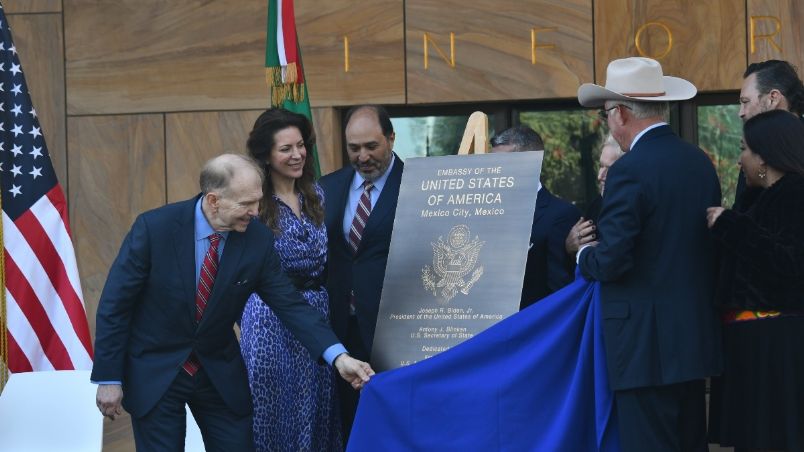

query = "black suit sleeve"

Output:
[[91, 214, 151, 381]]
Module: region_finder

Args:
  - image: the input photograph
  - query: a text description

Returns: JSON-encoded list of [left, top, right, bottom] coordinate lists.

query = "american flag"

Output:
[[0, 4, 92, 372]]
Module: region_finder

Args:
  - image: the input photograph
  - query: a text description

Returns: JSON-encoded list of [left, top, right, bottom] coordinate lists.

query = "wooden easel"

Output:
[[457, 111, 488, 155]]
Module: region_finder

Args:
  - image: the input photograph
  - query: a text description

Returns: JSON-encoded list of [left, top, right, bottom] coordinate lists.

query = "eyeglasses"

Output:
[[598, 104, 632, 120]]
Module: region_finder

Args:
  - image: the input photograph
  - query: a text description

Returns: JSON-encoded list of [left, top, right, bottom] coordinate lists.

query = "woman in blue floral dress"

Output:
[[240, 108, 342, 451]]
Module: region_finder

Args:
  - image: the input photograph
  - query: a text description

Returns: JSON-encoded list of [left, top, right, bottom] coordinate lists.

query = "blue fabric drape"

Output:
[[348, 275, 620, 451]]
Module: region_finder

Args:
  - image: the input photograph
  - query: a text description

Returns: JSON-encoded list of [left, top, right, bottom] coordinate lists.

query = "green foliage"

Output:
[[405, 116, 473, 157], [520, 110, 606, 207], [429, 116, 472, 156], [697, 105, 742, 207]]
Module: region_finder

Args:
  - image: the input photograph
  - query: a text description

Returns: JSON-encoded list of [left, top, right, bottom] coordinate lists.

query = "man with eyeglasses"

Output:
[[734, 60, 804, 208], [575, 57, 722, 452]]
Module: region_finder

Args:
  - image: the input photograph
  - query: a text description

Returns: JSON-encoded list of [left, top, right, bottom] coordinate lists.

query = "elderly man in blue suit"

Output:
[[576, 58, 722, 452], [490, 125, 580, 309], [92, 154, 374, 451]]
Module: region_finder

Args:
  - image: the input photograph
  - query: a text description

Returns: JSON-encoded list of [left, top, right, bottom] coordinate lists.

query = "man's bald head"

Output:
[[199, 154, 264, 232], [199, 154, 264, 196]]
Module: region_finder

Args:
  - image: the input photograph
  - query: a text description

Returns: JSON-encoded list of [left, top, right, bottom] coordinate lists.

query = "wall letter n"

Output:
[[423, 32, 455, 70]]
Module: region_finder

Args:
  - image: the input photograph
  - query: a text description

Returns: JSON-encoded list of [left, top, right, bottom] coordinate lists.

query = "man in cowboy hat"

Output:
[[575, 57, 722, 452]]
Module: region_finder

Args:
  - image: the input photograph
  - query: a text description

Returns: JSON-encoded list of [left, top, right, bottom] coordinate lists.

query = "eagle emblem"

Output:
[[422, 224, 485, 303]]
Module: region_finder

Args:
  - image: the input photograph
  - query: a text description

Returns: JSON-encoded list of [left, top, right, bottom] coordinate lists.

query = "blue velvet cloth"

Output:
[[348, 275, 620, 451]]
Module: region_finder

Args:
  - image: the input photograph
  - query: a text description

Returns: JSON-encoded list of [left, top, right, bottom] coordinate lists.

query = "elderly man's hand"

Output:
[[334, 354, 375, 390], [565, 218, 597, 255], [96, 384, 123, 420]]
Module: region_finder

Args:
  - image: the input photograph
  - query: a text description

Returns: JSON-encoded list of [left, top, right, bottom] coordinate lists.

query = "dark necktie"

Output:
[[182, 232, 222, 376], [348, 181, 373, 315]]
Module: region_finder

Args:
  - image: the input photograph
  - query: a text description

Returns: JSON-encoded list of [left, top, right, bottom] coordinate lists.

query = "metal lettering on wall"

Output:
[[750, 16, 783, 54], [371, 151, 543, 372], [294, 1, 799, 105], [423, 32, 455, 70], [531, 27, 556, 64], [335, 16, 787, 73], [634, 21, 673, 60]]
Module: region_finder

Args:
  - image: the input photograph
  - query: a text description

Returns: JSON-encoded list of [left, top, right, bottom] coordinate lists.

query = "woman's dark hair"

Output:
[[743, 110, 804, 176], [247, 108, 324, 231], [744, 60, 804, 116]]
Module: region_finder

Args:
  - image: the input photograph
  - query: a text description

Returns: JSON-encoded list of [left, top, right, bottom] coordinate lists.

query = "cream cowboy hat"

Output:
[[577, 57, 697, 107]]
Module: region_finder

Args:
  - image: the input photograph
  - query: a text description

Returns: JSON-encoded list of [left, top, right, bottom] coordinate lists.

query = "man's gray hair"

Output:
[[617, 100, 670, 121], [199, 154, 264, 195], [490, 125, 544, 152]]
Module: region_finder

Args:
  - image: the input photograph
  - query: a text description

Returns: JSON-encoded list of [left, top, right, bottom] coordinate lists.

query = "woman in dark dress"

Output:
[[240, 108, 341, 451], [706, 110, 804, 451]]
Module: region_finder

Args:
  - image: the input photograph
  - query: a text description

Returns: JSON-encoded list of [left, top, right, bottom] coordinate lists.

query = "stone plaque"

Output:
[[372, 151, 543, 372]]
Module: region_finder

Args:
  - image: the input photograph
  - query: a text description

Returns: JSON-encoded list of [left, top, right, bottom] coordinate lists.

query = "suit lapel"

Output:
[[173, 197, 199, 325], [199, 229, 245, 329], [333, 168, 354, 251]]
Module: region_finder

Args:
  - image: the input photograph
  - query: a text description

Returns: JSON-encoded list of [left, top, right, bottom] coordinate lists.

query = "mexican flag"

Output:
[[266, 0, 321, 177]]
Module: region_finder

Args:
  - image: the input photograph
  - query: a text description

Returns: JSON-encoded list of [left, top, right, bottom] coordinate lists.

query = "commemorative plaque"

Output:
[[371, 151, 543, 371]]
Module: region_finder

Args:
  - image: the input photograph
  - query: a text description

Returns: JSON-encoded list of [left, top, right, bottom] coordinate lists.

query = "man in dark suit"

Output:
[[92, 154, 373, 451], [576, 57, 722, 452], [319, 105, 403, 440], [490, 125, 580, 309]]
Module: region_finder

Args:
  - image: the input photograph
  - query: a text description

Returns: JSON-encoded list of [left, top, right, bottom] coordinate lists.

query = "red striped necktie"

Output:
[[348, 181, 374, 254], [182, 232, 222, 376]]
